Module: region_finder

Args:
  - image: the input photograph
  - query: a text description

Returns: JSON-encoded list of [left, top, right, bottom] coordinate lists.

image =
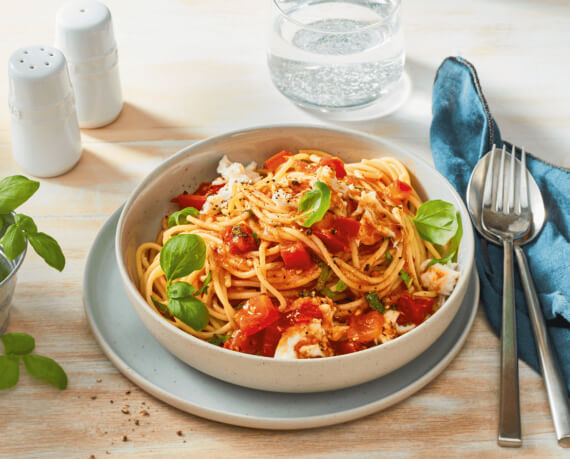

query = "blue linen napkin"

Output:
[[430, 56, 570, 391]]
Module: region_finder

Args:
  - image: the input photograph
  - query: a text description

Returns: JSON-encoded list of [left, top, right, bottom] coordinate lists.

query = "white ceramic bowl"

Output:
[[116, 125, 474, 393]]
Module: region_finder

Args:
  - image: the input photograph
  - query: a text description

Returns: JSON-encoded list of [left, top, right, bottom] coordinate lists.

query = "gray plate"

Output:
[[83, 208, 480, 430]]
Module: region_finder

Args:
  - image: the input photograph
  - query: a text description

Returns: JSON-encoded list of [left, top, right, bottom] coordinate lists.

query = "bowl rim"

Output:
[[115, 123, 475, 364]]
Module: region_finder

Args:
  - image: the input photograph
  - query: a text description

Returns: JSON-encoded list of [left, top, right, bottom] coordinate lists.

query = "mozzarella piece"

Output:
[[271, 189, 292, 207], [274, 320, 333, 359], [420, 262, 460, 296], [201, 155, 261, 213]]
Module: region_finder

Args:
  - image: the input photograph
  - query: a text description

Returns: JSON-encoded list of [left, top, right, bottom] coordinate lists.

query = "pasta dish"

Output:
[[135, 149, 462, 358]]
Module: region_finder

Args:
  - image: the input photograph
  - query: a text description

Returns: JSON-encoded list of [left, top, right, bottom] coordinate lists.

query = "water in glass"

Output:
[[268, 0, 404, 110]]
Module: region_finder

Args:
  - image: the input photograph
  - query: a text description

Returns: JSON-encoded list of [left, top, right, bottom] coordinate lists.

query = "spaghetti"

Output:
[[135, 149, 461, 358]]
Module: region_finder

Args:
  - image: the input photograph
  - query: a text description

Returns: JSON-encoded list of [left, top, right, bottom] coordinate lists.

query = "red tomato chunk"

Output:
[[313, 214, 361, 253], [223, 224, 258, 255], [280, 242, 313, 270], [171, 182, 224, 210], [264, 150, 293, 172], [319, 157, 347, 179], [396, 293, 436, 326], [234, 294, 280, 337], [347, 311, 385, 343]]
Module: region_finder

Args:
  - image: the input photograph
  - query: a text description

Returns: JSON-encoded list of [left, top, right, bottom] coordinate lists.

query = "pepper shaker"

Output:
[[55, 0, 123, 128], [8, 45, 82, 177]]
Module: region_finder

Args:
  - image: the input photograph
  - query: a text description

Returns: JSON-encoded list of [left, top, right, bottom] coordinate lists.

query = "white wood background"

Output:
[[0, 0, 569, 457]]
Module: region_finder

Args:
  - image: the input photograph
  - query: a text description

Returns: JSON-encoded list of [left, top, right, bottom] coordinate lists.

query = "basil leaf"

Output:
[[427, 212, 463, 267], [0, 356, 19, 390], [334, 280, 347, 293], [14, 213, 37, 234], [412, 200, 458, 246], [22, 354, 68, 390], [168, 296, 209, 331], [160, 234, 206, 283], [0, 224, 26, 260], [1, 332, 35, 355], [323, 287, 337, 299], [399, 270, 412, 287], [298, 181, 331, 228], [446, 211, 463, 262], [366, 292, 384, 313], [168, 207, 199, 228], [151, 297, 170, 316], [0, 175, 40, 213], [195, 271, 212, 296], [27, 232, 65, 271], [385, 251, 392, 264], [316, 262, 330, 291], [209, 334, 230, 346], [167, 281, 196, 299]]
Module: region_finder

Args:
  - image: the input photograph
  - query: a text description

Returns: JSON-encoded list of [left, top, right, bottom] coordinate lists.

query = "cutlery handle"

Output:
[[515, 245, 570, 447], [499, 238, 522, 447]]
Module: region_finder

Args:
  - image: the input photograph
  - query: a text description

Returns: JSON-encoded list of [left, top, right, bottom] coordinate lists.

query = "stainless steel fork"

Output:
[[481, 144, 531, 447]]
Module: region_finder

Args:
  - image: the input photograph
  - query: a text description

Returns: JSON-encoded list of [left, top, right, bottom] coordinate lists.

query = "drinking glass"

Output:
[[268, 0, 405, 112]]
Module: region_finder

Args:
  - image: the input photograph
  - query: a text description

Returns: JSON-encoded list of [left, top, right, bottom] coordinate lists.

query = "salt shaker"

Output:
[[55, 0, 123, 128], [8, 46, 82, 178]]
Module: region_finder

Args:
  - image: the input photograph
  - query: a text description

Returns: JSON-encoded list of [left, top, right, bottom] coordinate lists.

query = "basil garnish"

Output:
[[160, 234, 206, 284], [159, 234, 209, 330], [0, 333, 67, 390], [298, 181, 331, 228], [411, 200, 458, 246], [399, 270, 412, 287], [168, 207, 199, 228], [366, 292, 385, 313]]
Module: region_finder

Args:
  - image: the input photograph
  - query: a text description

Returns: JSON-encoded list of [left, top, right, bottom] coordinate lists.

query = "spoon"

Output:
[[466, 146, 570, 447]]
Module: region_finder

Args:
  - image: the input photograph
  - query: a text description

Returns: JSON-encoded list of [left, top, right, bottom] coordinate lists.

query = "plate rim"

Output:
[[84, 207, 480, 430]]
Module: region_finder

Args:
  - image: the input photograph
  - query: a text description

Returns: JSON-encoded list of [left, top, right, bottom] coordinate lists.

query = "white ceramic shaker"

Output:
[[55, 0, 123, 128], [8, 46, 82, 177]]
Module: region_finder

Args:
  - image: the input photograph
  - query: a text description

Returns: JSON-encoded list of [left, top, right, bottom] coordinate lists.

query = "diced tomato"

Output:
[[396, 293, 436, 326], [265, 150, 293, 172], [332, 340, 366, 355], [260, 323, 282, 357], [171, 182, 223, 210], [388, 179, 413, 201], [333, 216, 360, 239], [294, 161, 318, 174], [280, 299, 323, 328], [234, 294, 280, 336], [313, 229, 349, 253], [319, 157, 347, 179], [312, 214, 360, 252], [223, 329, 262, 355], [193, 182, 224, 196], [280, 242, 313, 270], [223, 224, 258, 254], [347, 311, 385, 343], [171, 193, 207, 210]]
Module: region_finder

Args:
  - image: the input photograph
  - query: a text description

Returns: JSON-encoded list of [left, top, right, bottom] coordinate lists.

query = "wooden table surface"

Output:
[[1, 1, 568, 457]]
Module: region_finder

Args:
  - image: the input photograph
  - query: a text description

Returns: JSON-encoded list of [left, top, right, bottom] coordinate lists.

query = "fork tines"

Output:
[[483, 144, 529, 218]]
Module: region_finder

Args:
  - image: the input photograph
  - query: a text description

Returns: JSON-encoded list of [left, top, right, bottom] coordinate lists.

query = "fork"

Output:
[[482, 144, 531, 447]]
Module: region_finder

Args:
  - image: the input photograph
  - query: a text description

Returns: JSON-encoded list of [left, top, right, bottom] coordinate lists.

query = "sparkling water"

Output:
[[268, 1, 404, 110]]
